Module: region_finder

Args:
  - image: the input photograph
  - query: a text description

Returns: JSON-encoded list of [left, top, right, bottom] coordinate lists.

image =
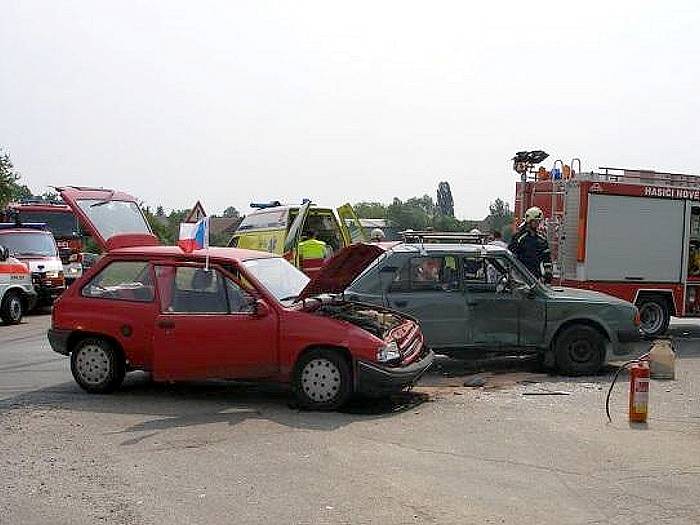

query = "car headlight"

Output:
[[376, 341, 401, 363]]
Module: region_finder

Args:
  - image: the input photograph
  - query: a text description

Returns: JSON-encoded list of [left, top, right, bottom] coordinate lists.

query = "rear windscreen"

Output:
[[76, 200, 151, 240]]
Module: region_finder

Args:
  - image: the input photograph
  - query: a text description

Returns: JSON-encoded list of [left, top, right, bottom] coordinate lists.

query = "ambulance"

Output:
[[515, 160, 700, 337], [229, 201, 367, 275], [0, 244, 37, 324]]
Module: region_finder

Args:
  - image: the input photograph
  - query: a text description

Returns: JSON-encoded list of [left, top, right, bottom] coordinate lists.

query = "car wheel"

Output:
[[293, 349, 352, 410], [0, 291, 24, 325], [70, 337, 126, 393], [636, 297, 670, 337], [554, 325, 605, 376]]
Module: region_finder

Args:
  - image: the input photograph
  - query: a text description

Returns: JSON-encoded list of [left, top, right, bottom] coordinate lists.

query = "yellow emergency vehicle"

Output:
[[229, 201, 366, 275]]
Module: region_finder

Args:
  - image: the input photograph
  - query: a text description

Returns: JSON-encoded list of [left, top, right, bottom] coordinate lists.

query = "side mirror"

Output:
[[253, 299, 270, 317], [0, 245, 8, 262], [378, 265, 398, 291]]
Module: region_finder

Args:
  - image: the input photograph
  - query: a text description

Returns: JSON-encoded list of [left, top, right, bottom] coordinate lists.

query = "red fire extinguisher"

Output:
[[605, 354, 650, 423], [628, 360, 650, 423]]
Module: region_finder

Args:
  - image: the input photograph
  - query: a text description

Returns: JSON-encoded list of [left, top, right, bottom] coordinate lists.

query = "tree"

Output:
[[436, 181, 454, 217], [485, 198, 514, 239], [221, 206, 240, 219], [352, 202, 387, 219], [0, 149, 31, 206]]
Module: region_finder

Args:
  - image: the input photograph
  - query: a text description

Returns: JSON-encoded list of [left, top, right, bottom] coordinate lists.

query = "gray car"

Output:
[[301, 243, 644, 375]]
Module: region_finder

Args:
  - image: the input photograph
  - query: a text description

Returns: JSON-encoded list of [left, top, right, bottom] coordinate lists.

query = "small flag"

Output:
[[178, 217, 209, 253]]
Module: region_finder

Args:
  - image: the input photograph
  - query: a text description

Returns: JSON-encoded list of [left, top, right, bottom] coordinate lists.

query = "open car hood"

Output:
[[58, 187, 158, 252], [297, 242, 385, 301]]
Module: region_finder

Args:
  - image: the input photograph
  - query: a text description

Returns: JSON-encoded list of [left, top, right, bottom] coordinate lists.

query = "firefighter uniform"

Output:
[[298, 238, 328, 260], [508, 229, 552, 282]]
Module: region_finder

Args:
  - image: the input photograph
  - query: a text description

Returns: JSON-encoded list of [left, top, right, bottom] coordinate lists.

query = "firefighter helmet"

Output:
[[370, 228, 386, 241], [524, 206, 544, 222]]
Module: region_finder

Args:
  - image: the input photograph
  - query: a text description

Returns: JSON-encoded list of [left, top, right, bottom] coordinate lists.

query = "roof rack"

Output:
[[400, 230, 489, 244]]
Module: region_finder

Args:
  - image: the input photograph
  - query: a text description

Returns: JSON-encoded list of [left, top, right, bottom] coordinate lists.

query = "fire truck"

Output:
[[2, 199, 83, 266], [514, 157, 700, 337]]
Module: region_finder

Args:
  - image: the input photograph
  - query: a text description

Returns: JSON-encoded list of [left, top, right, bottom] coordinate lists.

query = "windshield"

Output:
[[0, 232, 58, 257], [242, 257, 309, 301], [17, 211, 80, 238], [238, 209, 289, 231], [76, 199, 150, 240]]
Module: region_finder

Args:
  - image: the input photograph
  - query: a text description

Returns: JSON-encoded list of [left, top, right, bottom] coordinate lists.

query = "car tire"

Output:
[[292, 349, 352, 410], [70, 337, 126, 394], [636, 297, 670, 338], [554, 325, 605, 376], [0, 291, 24, 325]]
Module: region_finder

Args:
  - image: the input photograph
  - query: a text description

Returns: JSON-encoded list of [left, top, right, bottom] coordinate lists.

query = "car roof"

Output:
[[390, 243, 508, 255], [107, 245, 279, 262]]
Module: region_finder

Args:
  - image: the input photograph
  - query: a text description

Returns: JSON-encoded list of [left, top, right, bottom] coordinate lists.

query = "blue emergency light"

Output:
[[0, 222, 49, 231]]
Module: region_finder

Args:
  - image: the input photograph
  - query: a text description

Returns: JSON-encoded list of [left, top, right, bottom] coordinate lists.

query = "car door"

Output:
[[384, 254, 466, 348], [463, 255, 519, 347], [151, 263, 278, 381], [283, 202, 311, 263], [336, 204, 368, 245]]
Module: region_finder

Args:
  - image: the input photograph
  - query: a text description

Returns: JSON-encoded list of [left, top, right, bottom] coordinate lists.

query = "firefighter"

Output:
[[508, 206, 553, 283], [298, 230, 329, 261]]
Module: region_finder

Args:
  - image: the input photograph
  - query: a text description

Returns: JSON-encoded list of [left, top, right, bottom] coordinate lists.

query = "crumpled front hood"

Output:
[[297, 243, 386, 300]]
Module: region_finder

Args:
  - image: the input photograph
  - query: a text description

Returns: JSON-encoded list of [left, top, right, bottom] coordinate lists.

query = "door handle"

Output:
[[157, 319, 175, 329], [393, 300, 408, 307]]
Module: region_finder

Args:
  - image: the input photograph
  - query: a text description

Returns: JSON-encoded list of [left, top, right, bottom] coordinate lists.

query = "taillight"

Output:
[[633, 309, 641, 327]]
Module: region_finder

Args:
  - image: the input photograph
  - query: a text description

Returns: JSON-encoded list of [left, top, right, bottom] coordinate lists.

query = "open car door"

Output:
[[283, 201, 311, 266], [57, 187, 158, 252], [337, 203, 368, 245]]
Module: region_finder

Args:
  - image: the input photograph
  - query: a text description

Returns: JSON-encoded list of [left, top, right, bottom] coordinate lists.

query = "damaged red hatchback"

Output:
[[47, 187, 433, 409]]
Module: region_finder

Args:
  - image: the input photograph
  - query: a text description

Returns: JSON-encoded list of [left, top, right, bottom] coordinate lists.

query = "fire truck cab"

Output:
[[516, 161, 700, 336]]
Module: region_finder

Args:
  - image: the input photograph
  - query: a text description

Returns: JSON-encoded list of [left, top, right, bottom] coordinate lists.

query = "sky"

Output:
[[1, 0, 699, 219]]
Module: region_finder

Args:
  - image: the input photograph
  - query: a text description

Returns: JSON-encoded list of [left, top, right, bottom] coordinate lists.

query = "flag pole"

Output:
[[204, 217, 210, 272]]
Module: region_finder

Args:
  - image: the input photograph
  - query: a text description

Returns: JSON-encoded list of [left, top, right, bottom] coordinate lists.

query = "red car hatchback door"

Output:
[[151, 264, 279, 381]]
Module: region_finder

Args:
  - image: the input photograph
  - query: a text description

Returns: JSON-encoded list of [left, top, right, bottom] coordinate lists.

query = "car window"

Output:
[[157, 266, 228, 314], [391, 256, 459, 292], [226, 278, 255, 313], [82, 261, 154, 302], [156, 266, 254, 314]]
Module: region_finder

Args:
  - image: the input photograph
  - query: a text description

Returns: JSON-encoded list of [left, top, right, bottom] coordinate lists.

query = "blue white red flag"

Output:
[[178, 217, 209, 253]]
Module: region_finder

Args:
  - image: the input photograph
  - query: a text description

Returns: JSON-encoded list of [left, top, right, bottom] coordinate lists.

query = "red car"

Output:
[[47, 187, 433, 409]]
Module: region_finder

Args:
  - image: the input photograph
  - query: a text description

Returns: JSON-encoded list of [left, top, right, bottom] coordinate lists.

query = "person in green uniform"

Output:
[[298, 230, 329, 261]]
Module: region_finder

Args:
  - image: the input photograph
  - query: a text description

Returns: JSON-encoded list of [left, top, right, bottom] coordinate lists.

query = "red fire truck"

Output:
[[2, 199, 83, 264], [515, 160, 700, 337]]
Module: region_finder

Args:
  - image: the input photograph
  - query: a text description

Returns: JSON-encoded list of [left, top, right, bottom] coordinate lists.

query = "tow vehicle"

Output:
[[328, 242, 643, 375], [47, 187, 433, 409], [229, 201, 367, 276], [515, 159, 700, 336], [0, 223, 65, 306], [0, 245, 37, 324]]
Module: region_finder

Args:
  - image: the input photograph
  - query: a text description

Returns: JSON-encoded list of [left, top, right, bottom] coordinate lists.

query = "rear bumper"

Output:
[[47, 328, 71, 355], [355, 349, 434, 396]]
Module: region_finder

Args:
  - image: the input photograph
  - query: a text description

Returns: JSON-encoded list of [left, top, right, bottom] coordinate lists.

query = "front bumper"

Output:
[[355, 349, 435, 396], [47, 328, 71, 356]]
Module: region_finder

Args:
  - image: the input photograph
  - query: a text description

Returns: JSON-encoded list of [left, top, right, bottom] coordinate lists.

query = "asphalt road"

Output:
[[1, 314, 700, 524]]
